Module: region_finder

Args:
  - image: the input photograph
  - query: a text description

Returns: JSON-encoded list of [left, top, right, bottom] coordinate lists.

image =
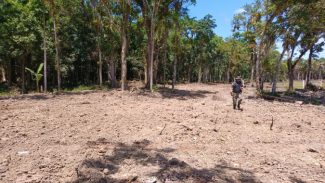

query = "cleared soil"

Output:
[[0, 84, 324, 183]]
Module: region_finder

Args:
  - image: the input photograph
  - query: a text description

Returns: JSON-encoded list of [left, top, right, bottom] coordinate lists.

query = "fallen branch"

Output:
[[159, 124, 167, 135], [270, 116, 274, 130]]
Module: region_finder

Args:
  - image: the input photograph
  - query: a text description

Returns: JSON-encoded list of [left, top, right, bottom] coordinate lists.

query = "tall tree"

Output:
[[120, 0, 130, 91], [44, 0, 62, 91]]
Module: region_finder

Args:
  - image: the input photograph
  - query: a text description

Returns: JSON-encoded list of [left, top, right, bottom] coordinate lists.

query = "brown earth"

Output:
[[0, 84, 324, 183]]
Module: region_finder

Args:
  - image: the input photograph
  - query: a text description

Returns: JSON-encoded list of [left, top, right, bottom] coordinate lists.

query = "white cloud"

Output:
[[234, 8, 245, 14]]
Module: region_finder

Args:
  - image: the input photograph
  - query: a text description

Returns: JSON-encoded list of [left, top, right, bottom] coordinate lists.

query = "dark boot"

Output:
[[237, 100, 242, 110]]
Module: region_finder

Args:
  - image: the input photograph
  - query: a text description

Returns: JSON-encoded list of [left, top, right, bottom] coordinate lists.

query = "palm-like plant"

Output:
[[25, 63, 44, 92]]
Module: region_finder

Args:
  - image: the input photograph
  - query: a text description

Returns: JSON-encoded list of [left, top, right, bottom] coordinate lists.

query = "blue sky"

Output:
[[188, 0, 325, 58], [188, 0, 255, 38]]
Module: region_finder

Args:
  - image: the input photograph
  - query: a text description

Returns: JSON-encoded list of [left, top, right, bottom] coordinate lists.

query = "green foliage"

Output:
[[25, 63, 43, 92], [64, 85, 98, 92], [0, 0, 324, 94]]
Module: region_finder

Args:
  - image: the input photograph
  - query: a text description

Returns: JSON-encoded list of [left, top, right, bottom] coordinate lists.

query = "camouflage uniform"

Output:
[[232, 78, 243, 109]]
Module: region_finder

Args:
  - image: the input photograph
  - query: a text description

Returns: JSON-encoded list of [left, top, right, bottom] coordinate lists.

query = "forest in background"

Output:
[[0, 0, 324, 94]]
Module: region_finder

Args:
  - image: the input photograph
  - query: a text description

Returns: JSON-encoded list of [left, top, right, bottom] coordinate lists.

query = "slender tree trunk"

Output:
[[120, 1, 130, 91], [98, 46, 103, 87], [107, 62, 110, 86], [255, 50, 261, 92], [187, 67, 191, 83], [21, 57, 26, 94], [319, 67, 323, 87], [53, 16, 61, 91], [271, 49, 285, 94], [7, 60, 12, 86], [149, 18, 154, 91], [86, 59, 91, 84], [163, 47, 167, 87], [172, 55, 177, 89], [162, 27, 168, 87], [154, 48, 158, 84], [121, 34, 127, 91], [217, 64, 220, 82], [198, 63, 202, 83], [227, 59, 231, 82], [1, 65, 6, 82], [144, 61, 148, 85], [43, 15, 47, 93], [36, 80, 39, 93], [250, 51, 255, 87], [107, 59, 117, 87], [305, 46, 313, 89]]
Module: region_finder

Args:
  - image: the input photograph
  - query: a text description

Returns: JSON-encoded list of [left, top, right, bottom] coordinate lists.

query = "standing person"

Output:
[[231, 76, 244, 110]]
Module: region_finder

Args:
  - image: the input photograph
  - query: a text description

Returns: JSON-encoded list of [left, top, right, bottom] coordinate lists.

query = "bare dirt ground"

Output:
[[0, 84, 324, 183]]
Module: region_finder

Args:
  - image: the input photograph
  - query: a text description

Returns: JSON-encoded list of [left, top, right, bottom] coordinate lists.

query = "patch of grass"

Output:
[[0, 83, 10, 96], [0, 92, 10, 96], [63, 85, 107, 92], [275, 80, 325, 91], [152, 84, 159, 92]]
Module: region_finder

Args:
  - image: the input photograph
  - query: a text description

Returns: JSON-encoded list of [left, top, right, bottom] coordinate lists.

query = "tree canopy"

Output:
[[0, 0, 324, 94]]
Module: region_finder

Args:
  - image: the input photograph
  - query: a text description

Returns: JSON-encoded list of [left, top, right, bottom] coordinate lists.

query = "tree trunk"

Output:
[[288, 66, 294, 92], [53, 16, 61, 91], [144, 61, 148, 85], [162, 26, 168, 87], [198, 63, 202, 83], [1, 65, 6, 82], [204, 66, 209, 83], [305, 46, 313, 89], [86, 59, 91, 84], [36, 80, 39, 93], [7, 60, 12, 86], [149, 18, 154, 91], [187, 67, 191, 83], [271, 49, 285, 94], [121, 34, 127, 91], [163, 45, 167, 87], [107, 59, 117, 88], [21, 57, 26, 94], [250, 51, 255, 87], [120, 1, 130, 91], [43, 15, 47, 93], [255, 51, 262, 93], [98, 46, 103, 87], [154, 48, 158, 84], [172, 55, 177, 89], [227, 59, 231, 82]]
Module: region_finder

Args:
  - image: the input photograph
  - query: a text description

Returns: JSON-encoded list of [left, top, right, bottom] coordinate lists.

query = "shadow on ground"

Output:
[[0, 90, 103, 101], [0, 87, 215, 101], [289, 176, 308, 183], [71, 139, 262, 183], [0, 94, 52, 101], [135, 87, 215, 100], [159, 88, 215, 100], [261, 90, 325, 106]]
